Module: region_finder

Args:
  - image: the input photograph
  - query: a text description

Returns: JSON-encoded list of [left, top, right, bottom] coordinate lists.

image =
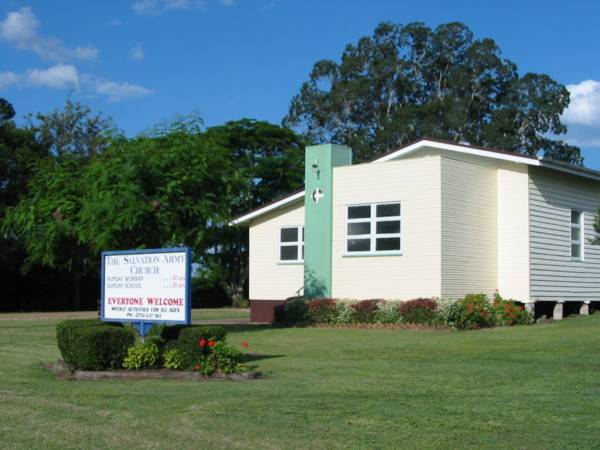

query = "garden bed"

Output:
[[309, 323, 450, 330], [45, 360, 260, 381]]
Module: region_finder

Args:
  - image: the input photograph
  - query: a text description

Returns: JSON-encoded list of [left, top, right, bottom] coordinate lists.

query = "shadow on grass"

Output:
[[220, 324, 274, 334], [242, 353, 285, 363]]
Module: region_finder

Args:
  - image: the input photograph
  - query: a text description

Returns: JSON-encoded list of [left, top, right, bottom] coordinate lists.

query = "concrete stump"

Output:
[[553, 302, 564, 320], [580, 302, 590, 316]]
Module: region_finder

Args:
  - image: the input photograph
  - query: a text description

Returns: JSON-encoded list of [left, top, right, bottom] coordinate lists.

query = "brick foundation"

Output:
[[250, 300, 286, 323]]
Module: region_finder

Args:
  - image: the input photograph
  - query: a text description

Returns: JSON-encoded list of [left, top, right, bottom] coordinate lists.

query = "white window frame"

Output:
[[570, 210, 584, 261], [279, 225, 304, 264], [345, 202, 402, 256]]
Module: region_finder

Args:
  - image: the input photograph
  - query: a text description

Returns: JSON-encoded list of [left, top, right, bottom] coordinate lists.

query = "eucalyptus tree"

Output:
[[284, 22, 581, 164]]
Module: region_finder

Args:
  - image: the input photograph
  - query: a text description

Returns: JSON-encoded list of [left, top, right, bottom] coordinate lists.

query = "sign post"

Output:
[[100, 247, 192, 339]]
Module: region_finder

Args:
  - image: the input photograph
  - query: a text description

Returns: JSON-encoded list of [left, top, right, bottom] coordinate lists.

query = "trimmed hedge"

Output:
[[147, 324, 226, 343], [56, 320, 135, 370]]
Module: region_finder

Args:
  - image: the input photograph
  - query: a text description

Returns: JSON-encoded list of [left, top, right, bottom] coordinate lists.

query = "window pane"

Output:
[[348, 205, 371, 219], [347, 238, 370, 252], [348, 222, 370, 235], [571, 210, 581, 224], [376, 220, 400, 234], [280, 245, 298, 261], [281, 227, 298, 242], [571, 244, 581, 259], [376, 238, 401, 251], [571, 227, 581, 241], [302, 227, 304, 242], [376, 203, 400, 217], [301, 245, 304, 260]]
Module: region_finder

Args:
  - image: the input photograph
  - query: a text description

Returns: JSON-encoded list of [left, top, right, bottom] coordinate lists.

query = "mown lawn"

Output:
[[0, 313, 599, 449], [191, 308, 249, 321]]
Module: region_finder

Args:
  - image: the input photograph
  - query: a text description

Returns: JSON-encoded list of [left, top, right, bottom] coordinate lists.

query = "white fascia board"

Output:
[[229, 191, 305, 225], [373, 139, 541, 166]]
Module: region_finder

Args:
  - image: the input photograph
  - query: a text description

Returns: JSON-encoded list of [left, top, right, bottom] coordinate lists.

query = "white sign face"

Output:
[[102, 249, 190, 323]]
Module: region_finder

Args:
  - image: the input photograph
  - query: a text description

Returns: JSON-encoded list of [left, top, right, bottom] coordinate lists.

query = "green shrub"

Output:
[[307, 298, 338, 324], [56, 320, 135, 370], [400, 298, 438, 324], [163, 348, 185, 370], [212, 341, 244, 374], [492, 293, 533, 326], [332, 302, 354, 324], [282, 297, 309, 325], [375, 301, 402, 324], [146, 324, 189, 342], [446, 293, 494, 329], [350, 300, 379, 323], [175, 326, 227, 369], [122, 343, 160, 370]]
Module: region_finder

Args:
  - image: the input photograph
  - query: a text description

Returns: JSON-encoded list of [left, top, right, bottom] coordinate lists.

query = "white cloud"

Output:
[[130, 43, 144, 61], [0, 65, 153, 102], [0, 7, 98, 62], [0, 71, 20, 90], [563, 80, 600, 126], [562, 80, 600, 149], [25, 64, 79, 89], [83, 76, 154, 102], [95, 81, 154, 102], [132, 0, 207, 14]]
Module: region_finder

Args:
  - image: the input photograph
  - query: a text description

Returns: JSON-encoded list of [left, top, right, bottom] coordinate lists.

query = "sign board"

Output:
[[100, 248, 191, 331]]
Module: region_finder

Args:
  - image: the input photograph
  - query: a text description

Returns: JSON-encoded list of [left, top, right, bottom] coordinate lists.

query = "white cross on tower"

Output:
[[312, 188, 324, 203]]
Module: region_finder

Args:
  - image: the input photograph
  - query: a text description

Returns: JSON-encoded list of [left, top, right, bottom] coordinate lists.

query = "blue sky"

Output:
[[1, 0, 600, 166]]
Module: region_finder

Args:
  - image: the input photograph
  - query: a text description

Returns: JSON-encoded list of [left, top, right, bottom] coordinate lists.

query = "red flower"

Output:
[[199, 339, 207, 348], [242, 341, 249, 349], [208, 340, 216, 347]]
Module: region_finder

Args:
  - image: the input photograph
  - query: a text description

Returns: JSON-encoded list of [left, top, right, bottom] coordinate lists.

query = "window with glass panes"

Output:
[[346, 203, 401, 254], [279, 226, 304, 262], [571, 210, 584, 260]]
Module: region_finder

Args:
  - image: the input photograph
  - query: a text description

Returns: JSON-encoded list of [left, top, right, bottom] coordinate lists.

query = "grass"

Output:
[[0, 313, 599, 449], [0, 308, 249, 322], [190, 308, 249, 321]]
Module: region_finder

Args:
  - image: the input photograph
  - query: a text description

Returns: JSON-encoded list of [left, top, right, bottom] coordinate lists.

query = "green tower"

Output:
[[303, 144, 352, 299]]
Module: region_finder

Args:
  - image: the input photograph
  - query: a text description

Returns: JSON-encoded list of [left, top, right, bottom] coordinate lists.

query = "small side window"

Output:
[[570, 210, 583, 261], [280, 226, 304, 262]]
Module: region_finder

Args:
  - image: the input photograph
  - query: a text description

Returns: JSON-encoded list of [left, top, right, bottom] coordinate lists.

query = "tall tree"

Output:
[[0, 98, 49, 311], [202, 119, 306, 301], [284, 22, 581, 164], [26, 99, 117, 160], [4, 100, 116, 309]]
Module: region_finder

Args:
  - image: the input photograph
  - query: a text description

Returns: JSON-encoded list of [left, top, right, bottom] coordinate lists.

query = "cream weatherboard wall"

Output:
[[496, 163, 530, 301], [248, 203, 304, 300], [331, 156, 442, 299], [440, 154, 498, 299], [529, 167, 600, 302]]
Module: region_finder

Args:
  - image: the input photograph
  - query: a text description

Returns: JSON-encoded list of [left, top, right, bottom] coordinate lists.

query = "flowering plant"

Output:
[[191, 338, 252, 375], [445, 293, 493, 329], [492, 292, 533, 326]]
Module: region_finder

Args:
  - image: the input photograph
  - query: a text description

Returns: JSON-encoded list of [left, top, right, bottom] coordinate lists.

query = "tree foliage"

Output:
[[4, 110, 305, 308], [200, 119, 306, 301], [26, 99, 117, 161], [284, 21, 581, 164]]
